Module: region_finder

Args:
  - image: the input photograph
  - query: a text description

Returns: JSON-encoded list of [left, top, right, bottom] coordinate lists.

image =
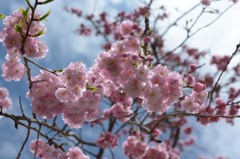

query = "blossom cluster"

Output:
[[0, 87, 12, 111], [96, 132, 118, 149], [0, 9, 48, 81], [211, 55, 230, 71], [122, 136, 147, 158], [30, 139, 90, 159], [103, 91, 133, 122], [24, 19, 188, 130], [28, 63, 101, 128], [181, 82, 208, 113], [123, 136, 179, 159], [27, 70, 65, 119], [23, 19, 192, 158], [94, 20, 183, 114]]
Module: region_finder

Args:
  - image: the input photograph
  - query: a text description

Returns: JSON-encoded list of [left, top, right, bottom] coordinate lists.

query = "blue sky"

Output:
[[0, 0, 240, 159]]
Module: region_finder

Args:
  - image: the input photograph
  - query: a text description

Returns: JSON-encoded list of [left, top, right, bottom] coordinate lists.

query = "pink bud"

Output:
[[184, 127, 193, 135], [215, 98, 226, 107], [184, 138, 195, 146], [186, 75, 195, 86], [144, 36, 151, 43], [201, 0, 211, 6], [190, 64, 197, 72], [120, 21, 133, 35], [193, 82, 206, 93]]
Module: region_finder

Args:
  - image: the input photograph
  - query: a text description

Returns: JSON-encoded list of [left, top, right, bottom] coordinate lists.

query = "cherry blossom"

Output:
[[67, 147, 90, 159], [0, 87, 12, 111], [96, 132, 118, 149], [123, 136, 147, 158]]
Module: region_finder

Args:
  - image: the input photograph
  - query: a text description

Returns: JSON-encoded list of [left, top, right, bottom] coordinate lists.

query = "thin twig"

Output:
[[160, 4, 233, 61], [34, 125, 41, 159], [16, 121, 31, 159], [148, 111, 240, 132], [207, 42, 240, 110], [19, 97, 25, 117], [27, 58, 58, 76], [0, 111, 96, 147], [161, 3, 200, 37]]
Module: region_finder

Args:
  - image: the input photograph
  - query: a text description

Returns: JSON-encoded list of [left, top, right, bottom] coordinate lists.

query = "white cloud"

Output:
[[155, 0, 240, 55]]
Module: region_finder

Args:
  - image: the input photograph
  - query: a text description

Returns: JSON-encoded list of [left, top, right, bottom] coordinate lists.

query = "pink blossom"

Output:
[[0, 10, 47, 56], [211, 55, 230, 71], [30, 139, 60, 159], [30, 139, 46, 158], [143, 84, 162, 107], [142, 146, 169, 159], [6, 48, 22, 60], [201, 0, 211, 6], [62, 107, 86, 128], [181, 96, 200, 113], [183, 138, 195, 146], [183, 127, 193, 135], [24, 38, 48, 58], [229, 105, 238, 115], [1, 9, 48, 84], [120, 20, 133, 35], [0, 30, 7, 42], [135, 64, 150, 81], [29, 70, 64, 119], [2, 59, 26, 81], [0, 87, 12, 111], [55, 87, 72, 102], [96, 132, 118, 149], [215, 98, 226, 107], [197, 106, 213, 126], [3, 33, 21, 49], [84, 91, 101, 121], [193, 90, 208, 105], [190, 63, 197, 72], [186, 75, 196, 87], [60, 62, 87, 88], [124, 37, 140, 51], [123, 77, 145, 97], [103, 109, 111, 119], [32, 94, 65, 119], [142, 65, 183, 113], [151, 64, 169, 85], [110, 103, 132, 122], [109, 90, 132, 104], [123, 136, 147, 158], [96, 53, 122, 78], [110, 41, 126, 55], [193, 82, 206, 93], [30, 140, 89, 159], [168, 72, 183, 89], [62, 91, 100, 128], [144, 36, 151, 43], [58, 62, 87, 101], [67, 147, 90, 159]]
